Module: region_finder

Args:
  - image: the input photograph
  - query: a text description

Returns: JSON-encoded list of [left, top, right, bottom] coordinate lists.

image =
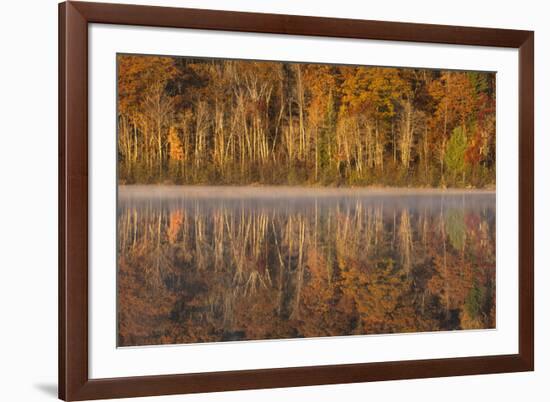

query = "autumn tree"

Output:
[[117, 55, 495, 188]]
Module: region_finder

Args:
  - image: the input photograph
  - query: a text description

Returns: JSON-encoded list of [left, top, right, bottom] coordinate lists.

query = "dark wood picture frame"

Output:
[[59, 1, 534, 400]]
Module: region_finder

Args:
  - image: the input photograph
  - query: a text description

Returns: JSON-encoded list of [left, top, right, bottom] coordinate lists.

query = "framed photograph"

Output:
[[59, 1, 534, 400]]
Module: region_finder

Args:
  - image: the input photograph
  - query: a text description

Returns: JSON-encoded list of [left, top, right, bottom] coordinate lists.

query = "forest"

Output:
[[117, 54, 496, 188]]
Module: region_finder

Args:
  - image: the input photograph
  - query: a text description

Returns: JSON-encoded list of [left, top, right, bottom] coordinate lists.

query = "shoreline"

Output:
[[118, 184, 496, 200]]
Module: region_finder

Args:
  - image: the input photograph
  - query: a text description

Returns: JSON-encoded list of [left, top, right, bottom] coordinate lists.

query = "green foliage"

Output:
[[465, 282, 485, 319], [445, 127, 468, 184], [467, 72, 489, 96], [445, 209, 466, 251]]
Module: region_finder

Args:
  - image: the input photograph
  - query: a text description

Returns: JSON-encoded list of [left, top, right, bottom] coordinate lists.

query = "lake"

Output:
[[117, 186, 496, 347]]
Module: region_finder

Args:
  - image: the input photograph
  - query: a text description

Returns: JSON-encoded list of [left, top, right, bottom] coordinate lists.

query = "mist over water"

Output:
[[117, 186, 496, 347]]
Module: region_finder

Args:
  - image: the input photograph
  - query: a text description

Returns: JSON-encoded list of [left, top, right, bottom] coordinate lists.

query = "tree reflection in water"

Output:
[[117, 191, 495, 346]]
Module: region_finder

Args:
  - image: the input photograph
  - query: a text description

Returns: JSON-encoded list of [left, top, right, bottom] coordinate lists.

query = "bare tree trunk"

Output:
[[295, 65, 306, 160], [399, 99, 414, 170]]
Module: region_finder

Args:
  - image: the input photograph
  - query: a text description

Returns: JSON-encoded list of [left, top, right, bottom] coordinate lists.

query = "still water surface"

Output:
[[117, 186, 496, 347]]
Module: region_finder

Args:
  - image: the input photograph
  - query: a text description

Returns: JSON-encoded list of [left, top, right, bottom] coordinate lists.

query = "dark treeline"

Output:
[[117, 54, 496, 187]]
